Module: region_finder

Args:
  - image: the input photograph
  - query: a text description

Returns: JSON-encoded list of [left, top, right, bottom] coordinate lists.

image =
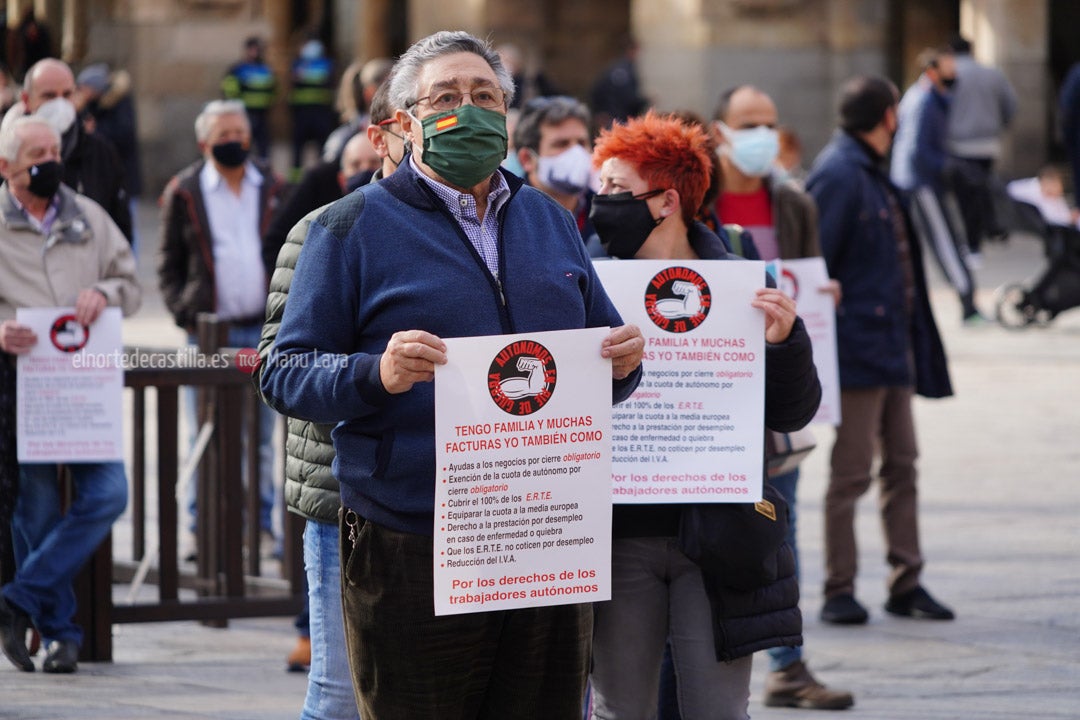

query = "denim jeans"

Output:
[[184, 324, 278, 534], [5, 461, 127, 644], [302, 518, 360, 720], [765, 468, 802, 672], [590, 537, 752, 720]]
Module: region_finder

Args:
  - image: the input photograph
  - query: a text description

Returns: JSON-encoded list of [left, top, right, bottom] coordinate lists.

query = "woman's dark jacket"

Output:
[[613, 221, 820, 661]]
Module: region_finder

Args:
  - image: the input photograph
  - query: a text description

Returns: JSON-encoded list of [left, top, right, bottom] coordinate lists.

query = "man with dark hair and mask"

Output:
[[260, 30, 643, 719], [0, 116, 140, 674], [945, 34, 1016, 261], [157, 99, 286, 557], [513, 95, 596, 243], [807, 75, 954, 628], [2, 58, 131, 242], [891, 48, 982, 324]]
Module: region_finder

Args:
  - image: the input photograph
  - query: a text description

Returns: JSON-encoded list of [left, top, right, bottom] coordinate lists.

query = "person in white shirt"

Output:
[[157, 100, 286, 553]]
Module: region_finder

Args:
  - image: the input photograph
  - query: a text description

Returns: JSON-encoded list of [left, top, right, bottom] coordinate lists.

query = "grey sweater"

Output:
[[946, 53, 1018, 159]]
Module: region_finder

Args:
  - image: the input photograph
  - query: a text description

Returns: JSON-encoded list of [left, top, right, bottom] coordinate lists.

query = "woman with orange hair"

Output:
[[587, 112, 821, 719]]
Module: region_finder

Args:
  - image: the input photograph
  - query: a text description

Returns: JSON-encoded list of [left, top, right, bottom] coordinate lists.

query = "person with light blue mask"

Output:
[[512, 95, 596, 243], [708, 85, 851, 712]]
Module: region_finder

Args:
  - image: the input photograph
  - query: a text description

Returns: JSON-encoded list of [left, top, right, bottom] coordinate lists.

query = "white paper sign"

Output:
[[595, 260, 766, 503], [433, 327, 612, 616], [16, 307, 124, 462], [772, 258, 841, 426]]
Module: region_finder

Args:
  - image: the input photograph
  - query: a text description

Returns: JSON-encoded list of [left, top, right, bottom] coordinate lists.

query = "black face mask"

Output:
[[379, 126, 405, 167], [940, 77, 957, 90], [345, 169, 376, 193], [211, 141, 249, 168], [26, 160, 63, 199], [589, 190, 664, 259]]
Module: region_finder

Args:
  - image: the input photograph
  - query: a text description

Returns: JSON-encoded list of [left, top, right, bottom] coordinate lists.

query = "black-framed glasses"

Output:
[[411, 87, 506, 112]]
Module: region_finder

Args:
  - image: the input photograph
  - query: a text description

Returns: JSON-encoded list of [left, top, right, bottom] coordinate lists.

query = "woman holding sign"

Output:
[[586, 112, 821, 720]]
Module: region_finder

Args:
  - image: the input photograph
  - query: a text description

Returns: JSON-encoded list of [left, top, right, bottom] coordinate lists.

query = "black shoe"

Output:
[[0, 595, 34, 672], [885, 585, 955, 620], [820, 593, 869, 625], [42, 639, 79, 674]]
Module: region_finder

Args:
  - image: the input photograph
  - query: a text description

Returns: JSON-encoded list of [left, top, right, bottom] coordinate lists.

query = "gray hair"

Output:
[[513, 96, 591, 152], [388, 31, 515, 112], [194, 99, 249, 142], [0, 116, 60, 161]]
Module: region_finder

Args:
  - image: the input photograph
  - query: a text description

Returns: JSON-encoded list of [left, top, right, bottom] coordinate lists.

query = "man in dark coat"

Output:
[[807, 75, 955, 627]]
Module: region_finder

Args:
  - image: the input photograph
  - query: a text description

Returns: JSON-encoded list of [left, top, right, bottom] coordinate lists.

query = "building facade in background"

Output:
[[17, 0, 1075, 194]]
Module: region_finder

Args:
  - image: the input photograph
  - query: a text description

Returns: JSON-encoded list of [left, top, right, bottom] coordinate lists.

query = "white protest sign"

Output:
[[433, 327, 612, 616], [16, 307, 124, 462], [595, 260, 766, 503], [773, 257, 841, 426]]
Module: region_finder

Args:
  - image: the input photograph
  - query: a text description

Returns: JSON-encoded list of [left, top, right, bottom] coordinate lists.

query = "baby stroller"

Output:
[[993, 199, 1080, 328]]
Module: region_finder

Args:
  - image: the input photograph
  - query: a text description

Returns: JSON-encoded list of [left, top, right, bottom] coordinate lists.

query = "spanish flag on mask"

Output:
[[435, 114, 459, 132]]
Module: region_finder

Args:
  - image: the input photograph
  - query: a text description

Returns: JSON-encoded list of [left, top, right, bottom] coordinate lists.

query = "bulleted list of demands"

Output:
[[433, 327, 613, 616], [594, 260, 766, 504]]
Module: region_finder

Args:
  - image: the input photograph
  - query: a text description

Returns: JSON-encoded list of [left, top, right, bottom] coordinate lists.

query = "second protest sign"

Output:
[[595, 260, 767, 504]]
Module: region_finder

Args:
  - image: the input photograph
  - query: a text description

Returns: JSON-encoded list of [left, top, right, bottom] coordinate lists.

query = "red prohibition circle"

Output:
[[779, 268, 799, 300], [49, 314, 89, 353]]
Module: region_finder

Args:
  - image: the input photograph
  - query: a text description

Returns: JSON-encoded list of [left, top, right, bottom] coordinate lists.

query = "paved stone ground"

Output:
[[1, 203, 1078, 718]]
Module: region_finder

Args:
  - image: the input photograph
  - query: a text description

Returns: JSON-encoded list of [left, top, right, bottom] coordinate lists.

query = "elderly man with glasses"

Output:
[[260, 31, 643, 719]]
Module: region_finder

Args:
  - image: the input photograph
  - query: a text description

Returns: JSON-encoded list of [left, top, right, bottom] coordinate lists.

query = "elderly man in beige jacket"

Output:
[[0, 115, 139, 675]]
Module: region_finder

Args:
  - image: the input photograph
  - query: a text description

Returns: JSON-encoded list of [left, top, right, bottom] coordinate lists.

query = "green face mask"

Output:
[[417, 104, 508, 188]]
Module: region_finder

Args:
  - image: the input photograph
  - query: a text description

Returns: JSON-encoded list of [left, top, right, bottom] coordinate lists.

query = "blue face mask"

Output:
[[719, 122, 780, 178]]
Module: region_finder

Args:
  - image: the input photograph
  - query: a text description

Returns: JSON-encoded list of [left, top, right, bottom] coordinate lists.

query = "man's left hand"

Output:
[[74, 288, 108, 326], [753, 288, 797, 344], [601, 324, 644, 380]]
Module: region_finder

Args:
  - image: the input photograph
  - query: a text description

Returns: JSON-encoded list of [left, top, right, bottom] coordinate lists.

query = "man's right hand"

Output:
[[0, 320, 38, 355], [379, 330, 447, 394]]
